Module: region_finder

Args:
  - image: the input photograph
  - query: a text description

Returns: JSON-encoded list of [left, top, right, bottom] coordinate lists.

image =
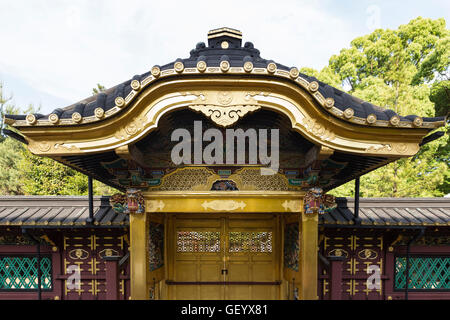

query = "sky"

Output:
[[0, 0, 449, 114]]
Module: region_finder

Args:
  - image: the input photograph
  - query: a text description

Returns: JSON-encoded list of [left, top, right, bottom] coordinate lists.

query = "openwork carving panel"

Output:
[[232, 168, 292, 191], [157, 168, 215, 191], [149, 167, 300, 192], [284, 223, 299, 271], [149, 223, 164, 271], [176, 231, 220, 252], [396, 236, 450, 246], [228, 232, 272, 253]]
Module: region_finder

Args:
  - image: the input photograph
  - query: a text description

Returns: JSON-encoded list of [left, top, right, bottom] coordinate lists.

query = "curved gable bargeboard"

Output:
[[14, 76, 432, 158]]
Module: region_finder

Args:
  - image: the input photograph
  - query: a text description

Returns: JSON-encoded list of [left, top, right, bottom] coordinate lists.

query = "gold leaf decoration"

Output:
[[282, 200, 302, 212], [69, 248, 89, 260], [358, 248, 378, 260], [201, 200, 246, 211], [365, 144, 392, 153], [189, 105, 261, 127], [301, 118, 335, 141], [147, 200, 165, 212]]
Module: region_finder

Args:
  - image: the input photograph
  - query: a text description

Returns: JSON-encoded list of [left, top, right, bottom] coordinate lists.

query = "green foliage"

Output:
[[299, 66, 343, 89], [0, 82, 13, 139], [0, 138, 25, 194], [17, 150, 87, 195], [329, 17, 449, 90], [92, 83, 106, 95], [0, 141, 118, 196], [430, 80, 450, 118], [329, 17, 449, 197], [413, 37, 450, 85]]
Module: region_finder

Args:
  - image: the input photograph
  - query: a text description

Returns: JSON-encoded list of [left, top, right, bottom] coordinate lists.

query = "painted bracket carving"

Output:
[[110, 188, 145, 214], [304, 187, 337, 215]]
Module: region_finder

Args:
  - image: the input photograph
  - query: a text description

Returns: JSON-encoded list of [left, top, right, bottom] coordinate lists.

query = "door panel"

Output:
[[226, 217, 277, 299], [170, 214, 279, 300], [172, 219, 224, 300]]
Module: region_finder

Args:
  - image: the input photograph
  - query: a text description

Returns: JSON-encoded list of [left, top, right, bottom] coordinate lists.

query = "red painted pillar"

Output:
[[328, 256, 345, 300], [103, 256, 121, 300]]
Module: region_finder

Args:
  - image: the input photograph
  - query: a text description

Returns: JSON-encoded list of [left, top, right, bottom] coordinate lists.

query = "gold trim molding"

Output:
[[142, 190, 306, 213]]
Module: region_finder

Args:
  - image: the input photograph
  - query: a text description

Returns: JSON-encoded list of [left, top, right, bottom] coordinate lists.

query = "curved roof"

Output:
[[5, 27, 445, 129]]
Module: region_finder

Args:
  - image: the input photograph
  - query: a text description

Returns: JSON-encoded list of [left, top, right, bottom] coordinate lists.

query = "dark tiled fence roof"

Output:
[[0, 196, 449, 227], [320, 197, 450, 226], [0, 196, 127, 227]]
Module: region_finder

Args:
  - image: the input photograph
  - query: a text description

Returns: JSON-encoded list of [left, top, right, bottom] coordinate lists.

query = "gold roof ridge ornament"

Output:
[[208, 27, 243, 39]]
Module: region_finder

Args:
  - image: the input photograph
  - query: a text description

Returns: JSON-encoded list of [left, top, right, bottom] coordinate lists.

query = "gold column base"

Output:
[[300, 210, 318, 300], [130, 213, 149, 300]]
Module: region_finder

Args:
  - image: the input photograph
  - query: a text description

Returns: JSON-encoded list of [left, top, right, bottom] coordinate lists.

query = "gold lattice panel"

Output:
[[229, 231, 273, 253], [229, 167, 294, 191], [149, 166, 298, 191], [176, 231, 221, 252], [155, 167, 216, 191]]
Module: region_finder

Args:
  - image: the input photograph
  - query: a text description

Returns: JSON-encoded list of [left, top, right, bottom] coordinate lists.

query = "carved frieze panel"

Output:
[[284, 223, 299, 271]]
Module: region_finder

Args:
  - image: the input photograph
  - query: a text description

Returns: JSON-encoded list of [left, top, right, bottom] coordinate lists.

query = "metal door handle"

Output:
[[221, 269, 228, 275]]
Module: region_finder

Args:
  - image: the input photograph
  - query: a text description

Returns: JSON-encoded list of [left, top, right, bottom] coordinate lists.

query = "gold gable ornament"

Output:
[[189, 104, 260, 127]]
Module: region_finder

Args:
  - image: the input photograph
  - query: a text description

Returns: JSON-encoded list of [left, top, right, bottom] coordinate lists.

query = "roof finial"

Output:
[[207, 27, 242, 49]]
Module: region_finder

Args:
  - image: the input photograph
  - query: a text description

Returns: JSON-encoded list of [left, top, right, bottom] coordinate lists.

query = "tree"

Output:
[[328, 17, 449, 90], [430, 80, 450, 118], [17, 150, 87, 195], [0, 137, 24, 194], [0, 96, 33, 195], [92, 84, 106, 95], [322, 17, 450, 197], [300, 66, 343, 89], [0, 82, 13, 140], [16, 147, 118, 196]]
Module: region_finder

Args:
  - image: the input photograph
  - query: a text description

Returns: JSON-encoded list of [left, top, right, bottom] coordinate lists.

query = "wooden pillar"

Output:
[[328, 256, 345, 300], [130, 212, 149, 300], [103, 256, 121, 300], [299, 210, 318, 300]]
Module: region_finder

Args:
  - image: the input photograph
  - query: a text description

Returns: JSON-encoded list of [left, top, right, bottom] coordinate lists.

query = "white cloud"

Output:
[[0, 0, 358, 109]]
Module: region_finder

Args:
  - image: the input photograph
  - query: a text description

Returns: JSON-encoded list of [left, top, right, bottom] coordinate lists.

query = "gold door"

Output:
[[167, 214, 281, 300]]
